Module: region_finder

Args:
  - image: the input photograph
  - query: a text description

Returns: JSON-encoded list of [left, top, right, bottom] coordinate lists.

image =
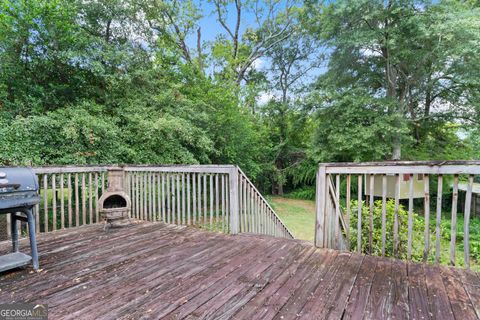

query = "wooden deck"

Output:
[[0, 222, 479, 319]]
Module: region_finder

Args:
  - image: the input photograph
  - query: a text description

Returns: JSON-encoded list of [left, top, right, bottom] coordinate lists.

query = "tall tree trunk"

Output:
[[392, 131, 402, 160], [278, 181, 284, 196], [383, 19, 402, 160]]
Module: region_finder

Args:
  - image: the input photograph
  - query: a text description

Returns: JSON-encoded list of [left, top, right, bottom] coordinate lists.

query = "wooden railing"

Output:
[[315, 161, 480, 269], [1, 166, 110, 240], [237, 167, 293, 238], [123, 166, 292, 238], [124, 165, 235, 233], [1, 165, 293, 241]]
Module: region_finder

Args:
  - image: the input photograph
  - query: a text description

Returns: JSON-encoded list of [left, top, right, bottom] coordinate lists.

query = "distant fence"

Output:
[[315, 161, 480, 269], [1, 165, 293, 241]]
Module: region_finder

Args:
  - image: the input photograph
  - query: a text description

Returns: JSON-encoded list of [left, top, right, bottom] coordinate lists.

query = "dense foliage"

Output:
[[349, 199, 425, 260], [1, 0, 479, 193], [348, 199, 480, 266]]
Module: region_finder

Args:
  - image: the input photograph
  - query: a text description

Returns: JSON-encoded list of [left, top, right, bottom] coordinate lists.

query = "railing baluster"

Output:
[[203, 174, 207, 226], [143, 173, 148, 221], [177, 173, 181, 224], [346, 174, 351, 250], [75, 173, 79, 227], [141, 171, 145, 220], [88, 172, 93, 224], [368, 174, 374, 254], [266, 202, 271, 236], [154, 173, 158, 221], [240, 177, 247, 232], [316, 165, 327, 247], [43, 174, 48, 232], [140, 173, 145, 220], [148, 172, 156, 221], [335, 175, 341, 249], [187, 173, 191, 225], [228, 168, 239, 234], [181, 173, 185, 225], [450, 175, 459, 266], [60, 173, 65, 229], [423, 174, 430, 262], [245, 179, 249, 233], [156, 173, 161, 222], [161, 173, 166, 222], [239, 177, 243, 232], [172, 174, 176, 224], [135, 173, 140, 220], [165, 173, 170, 224], [225, 174, 230, 232], [245, 182, 251, 232], [262, 201, 267, 235], [357, 174, 362, 253], [35, 194, 40, 234], [210, 174, 213, 229], [138, 173, 142, 220], [251, 185, 255, 233], [52, 174, 57, 231], [82, 173, 86, 225], [221, 174, 225, 232], [255, 193, 261, 233], [137, 173, 142, 220], [250, 184, 255, 233], [407, 174, 414, 260], [381, 174, 387, 257], [67, 173, 72, 228], [197, 173, 201, 226], [435, 175, 443, 264], [393, 174, 400, 257], [215, 174, 219, 232], [243, 180, 247, 232], [95, 172, 99, 223], [464, 175, 473, 269], [192, 173, 197, 225]]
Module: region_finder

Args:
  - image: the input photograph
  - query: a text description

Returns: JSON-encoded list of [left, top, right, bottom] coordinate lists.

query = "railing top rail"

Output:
[[32, 165, 111, 174], [124, 165, 235, 174], [320, 161, 480, 175], [24, 164, 236, 174]]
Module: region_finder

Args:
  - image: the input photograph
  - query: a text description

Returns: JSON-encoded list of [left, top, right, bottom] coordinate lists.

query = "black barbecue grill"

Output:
[[0, 168, 40, 272]]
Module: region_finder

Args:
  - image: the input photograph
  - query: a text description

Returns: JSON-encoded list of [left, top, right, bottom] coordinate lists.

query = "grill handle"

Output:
[[0, 183, 21, 189]]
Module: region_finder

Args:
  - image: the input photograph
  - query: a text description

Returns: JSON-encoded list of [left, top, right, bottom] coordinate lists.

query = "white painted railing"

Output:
[[315, 161, 480, 269], [237, 167, 294, 238], [1, 165, 293, 241]]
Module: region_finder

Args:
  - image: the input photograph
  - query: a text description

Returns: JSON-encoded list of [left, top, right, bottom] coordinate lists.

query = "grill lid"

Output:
[[0, 168, 39, 194]]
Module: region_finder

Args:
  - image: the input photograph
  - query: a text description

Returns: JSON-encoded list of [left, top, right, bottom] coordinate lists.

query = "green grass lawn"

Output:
[[268, 196, 316, 242]]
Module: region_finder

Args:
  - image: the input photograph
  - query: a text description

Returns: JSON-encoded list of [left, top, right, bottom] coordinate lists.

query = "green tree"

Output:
[[304, 0, 480, 160]]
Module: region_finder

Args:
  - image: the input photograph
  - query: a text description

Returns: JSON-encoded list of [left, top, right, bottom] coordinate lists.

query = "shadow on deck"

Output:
[[0, 222, 479, 319]]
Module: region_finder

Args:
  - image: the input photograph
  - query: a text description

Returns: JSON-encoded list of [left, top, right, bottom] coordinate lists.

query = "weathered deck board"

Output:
[[0, 222, 478, 320]]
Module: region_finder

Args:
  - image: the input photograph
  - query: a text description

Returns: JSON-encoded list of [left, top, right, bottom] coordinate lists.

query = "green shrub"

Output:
[[347, 199, 425, 260], [284, 186, 316, 201], [442, 216, 480, 262]]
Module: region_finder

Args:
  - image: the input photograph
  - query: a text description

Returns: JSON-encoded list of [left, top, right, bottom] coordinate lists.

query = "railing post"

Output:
[[315, 165, 327, 247], [229, 166, 240, 234]]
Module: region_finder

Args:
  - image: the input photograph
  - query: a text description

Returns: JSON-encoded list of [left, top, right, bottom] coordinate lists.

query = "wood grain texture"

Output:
[[0, 223, 478, 320]]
